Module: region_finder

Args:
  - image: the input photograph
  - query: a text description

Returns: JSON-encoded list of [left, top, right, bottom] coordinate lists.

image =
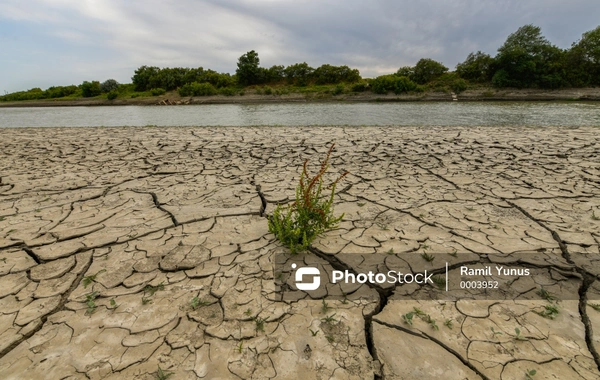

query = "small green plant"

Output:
[[83, 269, 106, 288], [143, 281, 164, 297], [252, 316, 267, 332], [444, 319, 453, 329], [109, 298, 118, 310], [448, 249, 458, 257], [536, 288, 559, 303], [588, 303, 600, 311], [325, 334, 335, 343], [592, 210, 599, 221], [386, 248, 395, 255], [413, 307, 426, 316], [0, 257, 6, 263], [535, 304, 559, 319], [236, 340, 244, 353], [321, 313, 337, 323], [190, 296, 208, 310], [491, 327, 503, 338], [244, 308, 252, 316], [432, 275, 445, 289], [310, 329, 320, 336], [514, 327, 528, 341], [357, 202, 366, 207], [0, 216, 5, 221], [85, 292, 99, 315], [402, 312, 415, 326], [421, 252, 435, 262], [268, 144, 348, 254], [425, 315, 439, 330], [321, 299, 331, 314], [525, 368, 537, 379], [155, 365, 174, 380], [142, 297, 152, 305]]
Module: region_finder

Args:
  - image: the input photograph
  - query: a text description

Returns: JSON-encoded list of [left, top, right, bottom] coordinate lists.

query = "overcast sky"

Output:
[[1, 0, 599, 93]]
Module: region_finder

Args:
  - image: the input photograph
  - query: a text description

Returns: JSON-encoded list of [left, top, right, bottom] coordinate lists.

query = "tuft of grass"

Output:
[[321, 299, 331, 314], [535, 304, 559, 319], [536, 288, 559, 303], [444, 318, 453, 329], [252, 316, 267, 332], [268, 143, 348, 254], [425, 315, 439, 330], [588, 303, 600, 312], [82, 269, 106, 288], [325, 334, 335, 343], [321, 313, 337, 324], [310, 329, 319, 336], [432, 275, 445, 289], [155, 365, 174, 380], [421, 252, 435, 262], [190, 296, 208, 310], [143, 281, 165, 297], [447, 249, 458, 257]]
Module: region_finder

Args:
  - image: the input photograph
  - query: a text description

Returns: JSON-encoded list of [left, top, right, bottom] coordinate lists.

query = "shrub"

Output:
[[107, 91, 118, 100], [178, 82, 217, 96], [351, 82, 368, 92], [219, 87, 237, 96], [450, 79, 467, 93], [150, 88, 166, 96], [371, 75, 417, 94], [332, 84, 344, 95], [80, 81, 102, 97], [100, 79, 120, 93], [268, 144, 348, 254], [263, 86, 273, 95]]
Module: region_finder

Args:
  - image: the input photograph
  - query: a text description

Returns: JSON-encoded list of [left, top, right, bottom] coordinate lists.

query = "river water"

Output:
[[0, 102, 599, 128]]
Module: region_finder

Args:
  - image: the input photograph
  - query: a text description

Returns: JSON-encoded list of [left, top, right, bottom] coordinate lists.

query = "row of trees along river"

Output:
[[2, 24, 599, 102]]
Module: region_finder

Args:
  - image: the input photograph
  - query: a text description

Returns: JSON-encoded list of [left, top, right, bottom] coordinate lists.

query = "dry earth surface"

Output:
[[0, 125, 599, 379]]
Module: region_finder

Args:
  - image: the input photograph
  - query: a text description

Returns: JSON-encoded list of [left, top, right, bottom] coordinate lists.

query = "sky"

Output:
[[1, 0, 599, 93]]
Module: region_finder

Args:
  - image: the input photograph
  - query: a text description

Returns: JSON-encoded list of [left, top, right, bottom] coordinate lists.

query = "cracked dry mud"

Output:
[[0, 126, 599, 380]]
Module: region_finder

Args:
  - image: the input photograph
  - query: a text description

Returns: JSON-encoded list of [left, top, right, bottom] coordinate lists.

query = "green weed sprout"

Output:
[[268, 143, 348, 254]]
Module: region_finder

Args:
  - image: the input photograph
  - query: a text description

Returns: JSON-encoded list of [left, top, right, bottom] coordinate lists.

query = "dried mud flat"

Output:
[[0, 125, 599, 380]]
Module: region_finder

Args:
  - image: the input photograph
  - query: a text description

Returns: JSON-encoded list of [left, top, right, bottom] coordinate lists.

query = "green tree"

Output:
[[80, 81, 101, 97], [284, 62, 315, 86], [132, 66, 160, 91], [412, 58, 448, 84], [236, 50, 263, 86], [456, 51, 494, 82], [492, 24, 565, 88], [100, 79, 120, 93]]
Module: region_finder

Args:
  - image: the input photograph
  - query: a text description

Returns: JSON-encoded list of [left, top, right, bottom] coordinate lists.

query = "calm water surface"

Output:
[[0, 102, 599, 127]]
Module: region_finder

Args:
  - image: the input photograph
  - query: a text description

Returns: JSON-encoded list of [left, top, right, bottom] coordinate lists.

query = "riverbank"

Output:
[[1, 86, 599, 107], [0, 126, 599, 379]]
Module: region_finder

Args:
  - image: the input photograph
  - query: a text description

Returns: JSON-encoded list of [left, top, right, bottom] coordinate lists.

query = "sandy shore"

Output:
[[0, 126, 599, 379]]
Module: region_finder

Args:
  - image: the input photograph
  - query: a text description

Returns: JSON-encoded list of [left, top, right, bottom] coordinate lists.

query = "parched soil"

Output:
[[0, 126, 599, 379]]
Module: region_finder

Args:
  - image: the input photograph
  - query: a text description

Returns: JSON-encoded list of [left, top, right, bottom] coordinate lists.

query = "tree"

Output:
[[100, 79, 120, 93], [132, 66, 160, 91], [493, 24, 564, 88], [236, 50, 263, 86], [284, 62, 314, 86], [456, 51, 494, 82], [411, 58, 448, 84], [80, 81, 101, 97]]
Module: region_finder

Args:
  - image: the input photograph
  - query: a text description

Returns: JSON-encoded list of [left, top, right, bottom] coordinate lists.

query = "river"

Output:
[[0, 102, 599, 128]]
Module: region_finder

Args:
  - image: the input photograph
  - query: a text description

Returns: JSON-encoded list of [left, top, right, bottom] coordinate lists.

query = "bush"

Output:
[[150, 88, 166, 96], [371, 75, 417, 94], [450, 79, 467, 93], [178, 82, 217, 96], [332, 84, 345, 95], [263, 86, 273, 95], [100, 79, 120, 93], [351, 82, 368, 92], [268, 144, 348, 254], [219, 87, 237, 96], [107, 91, 118, 100], [412, 58, 448, 84], [80, 81, 102, 97]]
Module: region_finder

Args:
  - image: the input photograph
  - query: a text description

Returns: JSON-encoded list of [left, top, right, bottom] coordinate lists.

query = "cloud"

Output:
[[0, 0, 599, 92]]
